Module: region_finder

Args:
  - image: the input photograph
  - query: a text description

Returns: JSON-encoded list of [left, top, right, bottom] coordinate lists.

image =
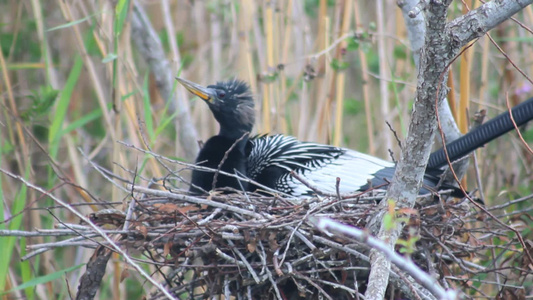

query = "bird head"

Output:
[[176, 77, 255, 139]]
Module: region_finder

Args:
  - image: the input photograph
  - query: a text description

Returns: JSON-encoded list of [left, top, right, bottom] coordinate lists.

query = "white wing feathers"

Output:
[[248, 135, 394, 196], [284, 149, 393, 196]]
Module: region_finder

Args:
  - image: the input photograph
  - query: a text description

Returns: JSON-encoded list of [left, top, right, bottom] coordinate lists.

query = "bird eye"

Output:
[[218, 91, 226, 99]]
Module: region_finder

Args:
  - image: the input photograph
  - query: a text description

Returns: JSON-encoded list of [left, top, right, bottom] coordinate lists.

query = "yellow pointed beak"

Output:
[[176, 77, 213, 102]]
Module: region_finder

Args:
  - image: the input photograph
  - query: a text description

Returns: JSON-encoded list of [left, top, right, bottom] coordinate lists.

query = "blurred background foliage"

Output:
[[0, 0, 532, 299]]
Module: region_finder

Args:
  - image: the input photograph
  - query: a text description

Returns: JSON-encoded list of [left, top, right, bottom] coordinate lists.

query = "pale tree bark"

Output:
[[400, 0, 470, 192], [399, 0, 463, 144], [365, 1, 533, 299]]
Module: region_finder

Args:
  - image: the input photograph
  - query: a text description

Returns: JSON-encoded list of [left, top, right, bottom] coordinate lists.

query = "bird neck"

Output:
[[219, 127, 250, 148]]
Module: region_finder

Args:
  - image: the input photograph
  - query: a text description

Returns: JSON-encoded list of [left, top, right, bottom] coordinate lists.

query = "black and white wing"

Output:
[[247, 135, 394, 196]]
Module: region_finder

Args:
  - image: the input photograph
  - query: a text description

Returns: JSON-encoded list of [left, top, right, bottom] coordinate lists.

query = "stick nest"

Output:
[[78, 180, 529, 300], [22, 143, 531, 299]]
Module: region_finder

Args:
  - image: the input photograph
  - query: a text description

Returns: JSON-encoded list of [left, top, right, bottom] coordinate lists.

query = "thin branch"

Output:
[[212, 131, 249, 191]]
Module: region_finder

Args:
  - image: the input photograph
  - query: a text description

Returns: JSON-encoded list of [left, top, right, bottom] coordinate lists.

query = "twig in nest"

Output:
[[118, 140, 292, 197], [292, 272, 334, 300], [289, 171, 372, 199], [335, 177, 342, 201], [273, 249, 283, 276], [212, 131, 250, 191], [131, 185, 267, 219], [258, 241, 283, 299], [218, 242, 261, 283]]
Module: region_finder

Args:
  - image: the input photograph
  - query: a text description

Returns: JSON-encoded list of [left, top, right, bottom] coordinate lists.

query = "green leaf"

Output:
[[330, 58, 349, 71], [49, 55, 83, 156], [155, 111, 178, 137], [261, 72, 279, 83], [21, 85, 59, 121], [0, 166, 29, 291], [114, 0, 130, 35], [47, 10, 107, 32], [523, 127, 533, 143], [383, 213, 395, 231], [33, 86, 60, 114], [393, 45, 407, 60], [47, 16, 93, 32], [19, 238, 34, 300], [142, 73, 155, 143], [0, 139, 14, 154], [344, 98, 362, 115], [346, 38, 360, 52], [59, 108, 103, 137], [102, 53, 118, 63], [0, 264, 85, 295]]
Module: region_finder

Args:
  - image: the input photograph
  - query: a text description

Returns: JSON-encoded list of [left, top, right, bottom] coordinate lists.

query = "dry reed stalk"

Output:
[[317, 0, 328, 76], [457, 2, 477, 189], [477, 15, 490, 107], [354, 1, 376, 155], [526, 6, 533, 86], [447, 71, 458, 119], [48, 1, 102, 204], [332, 0, 352, 147], [56, 0, 113, 138], [326, 2, 344, 144], [0, 38, 26, 173], [476, 2, 491, 200], [235, 0, 256, 97], [261, 1, 275, 133], [458, 13, 473, 133], [376, 0, 392, 155], [310, 0, 330, 143], [315, 15, 333, 143], [274, 3, 287, 133], [30, 0, 57, 85]]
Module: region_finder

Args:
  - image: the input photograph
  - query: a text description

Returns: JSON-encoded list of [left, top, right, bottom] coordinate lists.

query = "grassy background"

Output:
[[1, 0, 532, 298]]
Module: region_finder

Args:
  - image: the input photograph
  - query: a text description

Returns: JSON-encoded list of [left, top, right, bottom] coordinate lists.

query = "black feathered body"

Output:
[[190, 133, 463, 196], [190, 136, 249, 194]]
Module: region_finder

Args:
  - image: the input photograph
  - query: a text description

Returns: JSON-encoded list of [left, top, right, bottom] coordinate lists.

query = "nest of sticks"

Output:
[[22, 147, 532, 300]]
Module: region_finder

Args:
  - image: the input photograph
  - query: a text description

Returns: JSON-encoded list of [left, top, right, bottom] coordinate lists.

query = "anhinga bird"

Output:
[[177, 77, 533, 197], [178, 78, 255, 194]]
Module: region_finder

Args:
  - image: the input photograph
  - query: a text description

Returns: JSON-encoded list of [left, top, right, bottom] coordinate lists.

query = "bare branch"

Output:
[[447, 0, 533, 48]]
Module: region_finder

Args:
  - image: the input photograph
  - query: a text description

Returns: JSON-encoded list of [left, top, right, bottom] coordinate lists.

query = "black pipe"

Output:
[[428, 97, 533, 169]]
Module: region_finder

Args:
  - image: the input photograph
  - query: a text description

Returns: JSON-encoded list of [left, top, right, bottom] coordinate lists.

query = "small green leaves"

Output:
[[20, 85, 59, 121], [330, 58, 349, 71]]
